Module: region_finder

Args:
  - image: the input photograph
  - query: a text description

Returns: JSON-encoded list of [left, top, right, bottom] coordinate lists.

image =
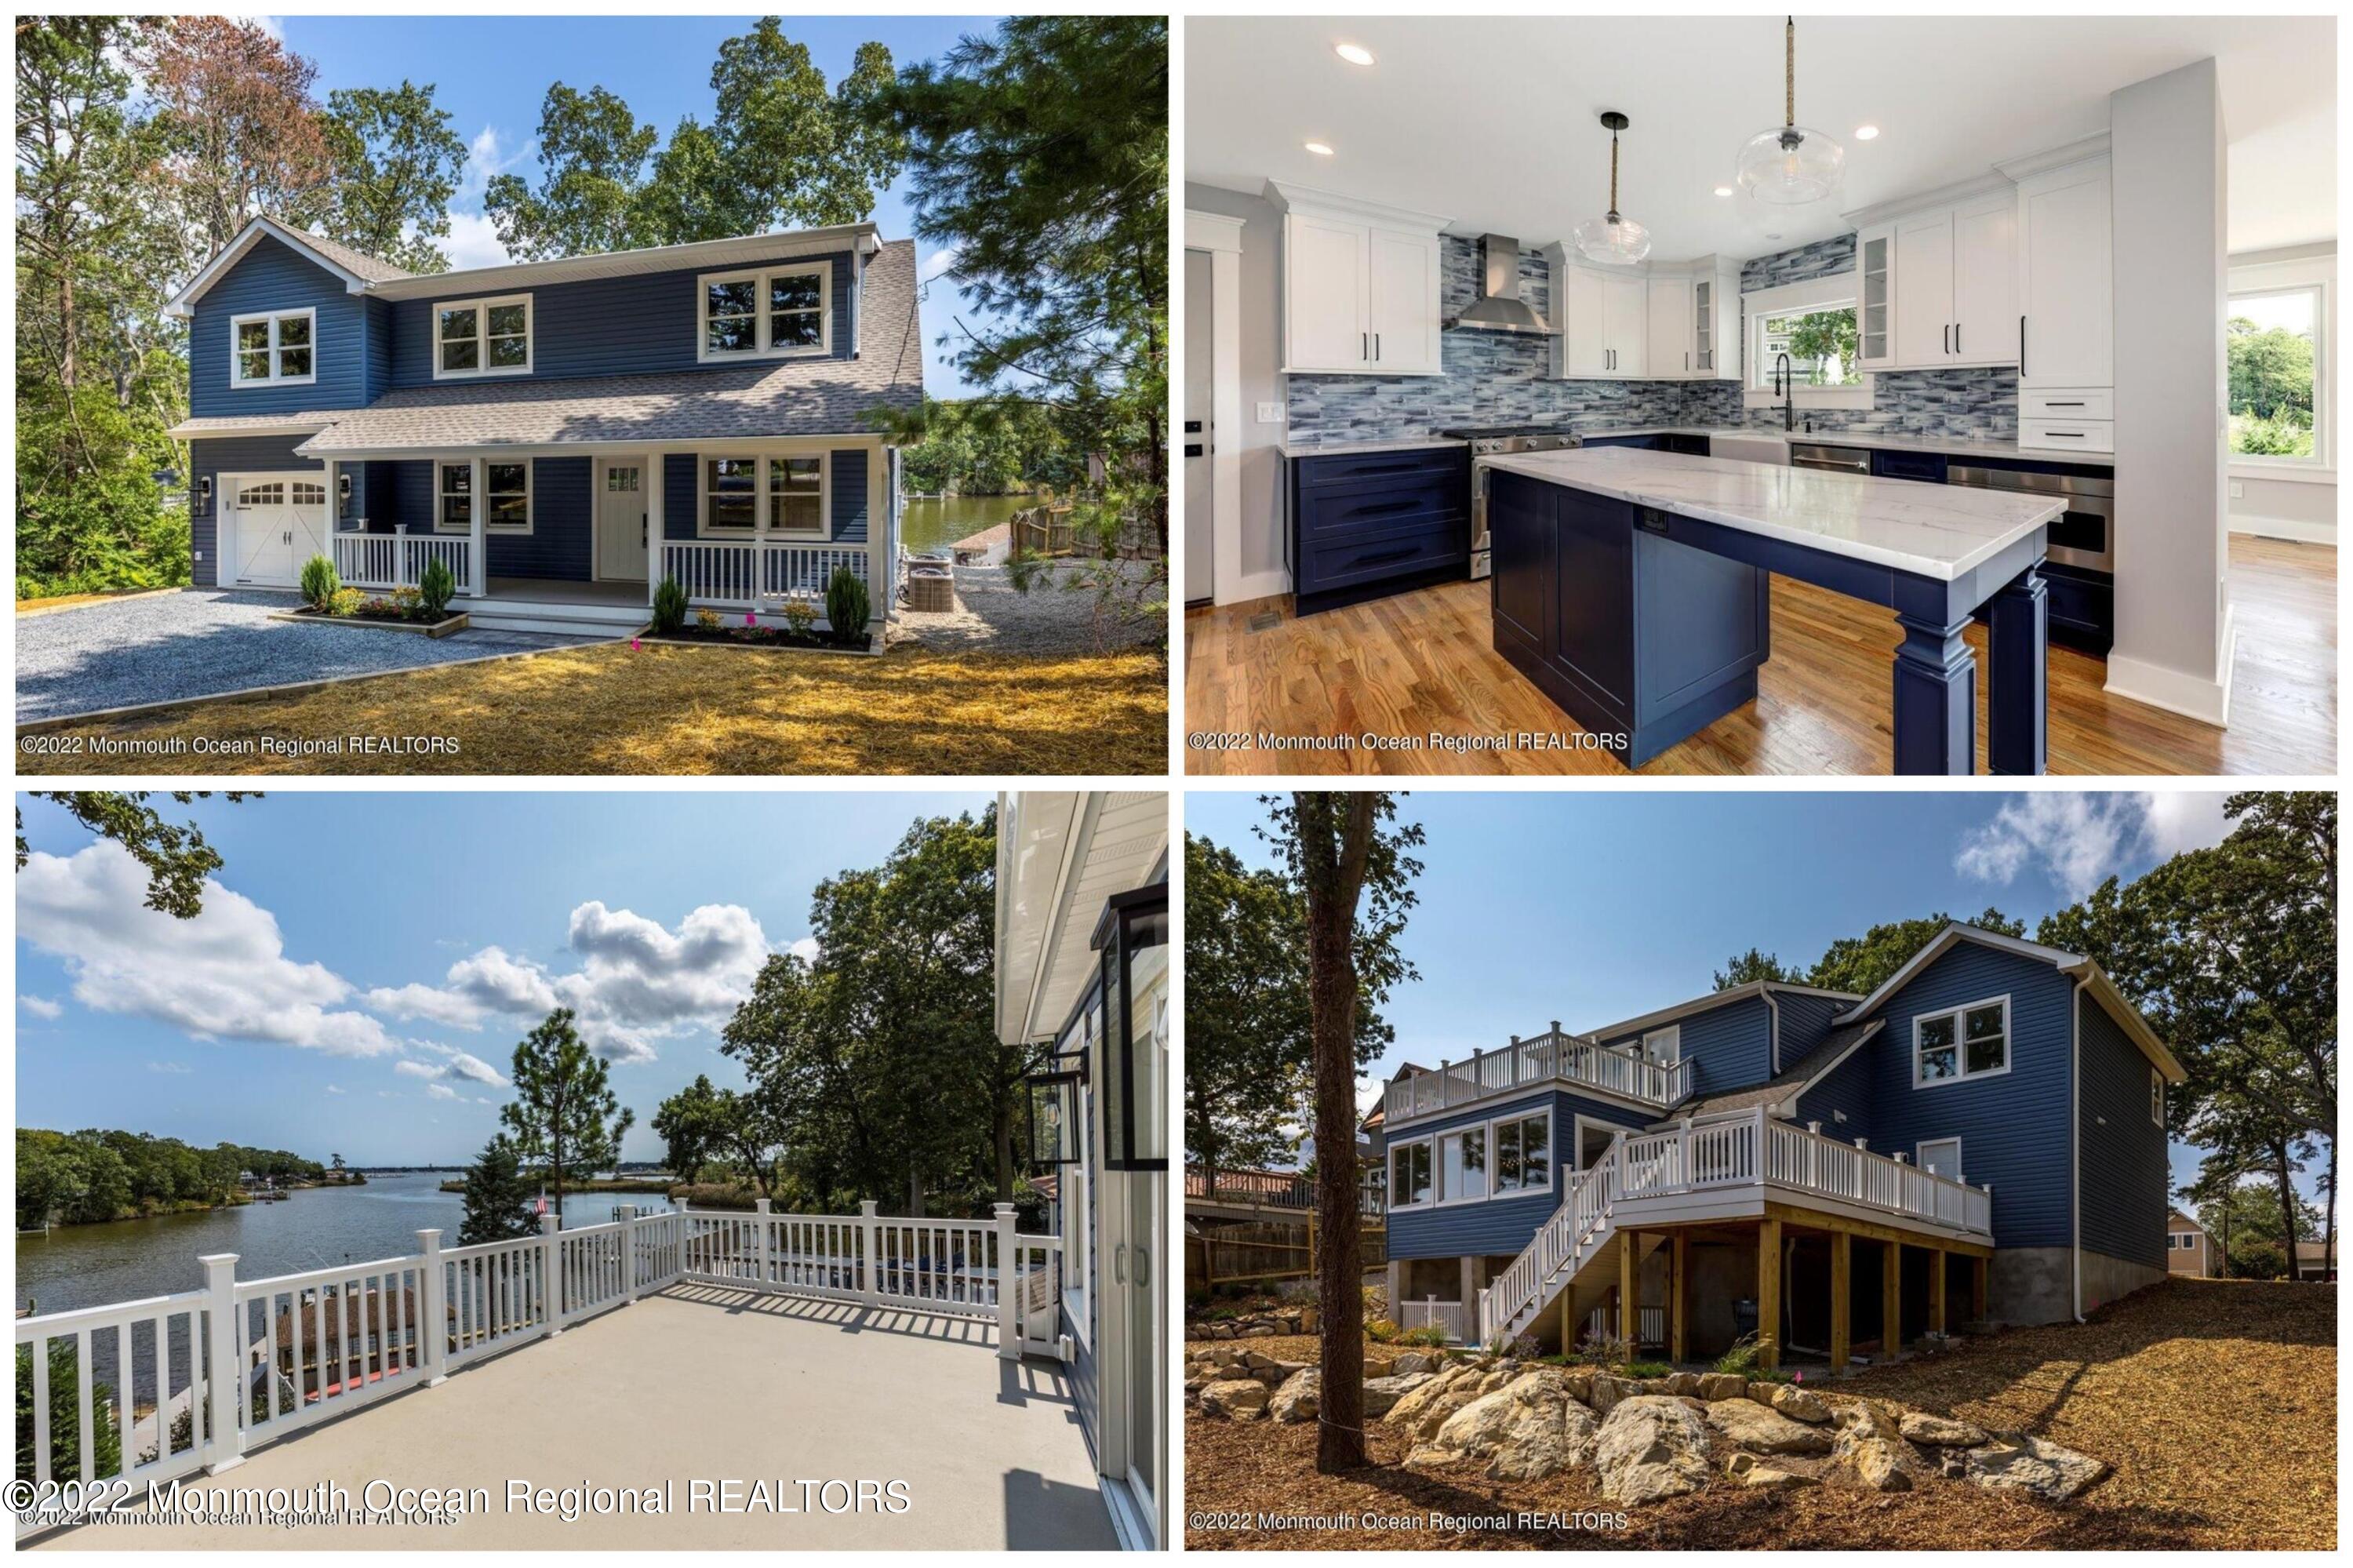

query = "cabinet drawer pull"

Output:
[[1351, 499, 1420, 515], [2044, 401, 2085, 408], [2040, 431, 2086, 439], [1353, 545, 1421, 566]]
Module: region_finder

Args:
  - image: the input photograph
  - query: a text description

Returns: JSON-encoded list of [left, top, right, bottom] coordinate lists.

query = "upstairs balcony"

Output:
[[1385, 1026, 1692, 1125]]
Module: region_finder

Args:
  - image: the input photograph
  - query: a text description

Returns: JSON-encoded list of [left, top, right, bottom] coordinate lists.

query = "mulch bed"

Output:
[[282, 606, 467, 634], [1185, 1280, 2335, 1551], [645, 623, 873, 653]]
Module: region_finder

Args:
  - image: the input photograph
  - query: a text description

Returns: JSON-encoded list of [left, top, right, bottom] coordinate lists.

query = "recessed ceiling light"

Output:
[[1714, 186, 1734, 197], [1335, 42, 1375, 67], [1304, 140, 1335, 157], [1854, 125, 1881, 141]]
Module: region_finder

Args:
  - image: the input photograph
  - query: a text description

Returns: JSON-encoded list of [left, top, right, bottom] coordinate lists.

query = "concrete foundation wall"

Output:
[[2081, 1248, 2167, 1314], [1989, 1245, 2168, 1324]]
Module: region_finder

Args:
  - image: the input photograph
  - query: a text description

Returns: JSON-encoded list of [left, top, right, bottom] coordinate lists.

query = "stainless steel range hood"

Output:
[[1447, 234, 1555, 335]]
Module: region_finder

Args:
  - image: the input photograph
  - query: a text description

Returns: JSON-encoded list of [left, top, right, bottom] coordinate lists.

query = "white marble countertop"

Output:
[[1275, 435, 1467, 458], [1479, 446, 2063, 582]]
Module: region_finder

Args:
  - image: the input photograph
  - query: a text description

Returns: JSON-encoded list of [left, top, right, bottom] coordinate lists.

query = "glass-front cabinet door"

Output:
[[1859, 228, 1894, 368]]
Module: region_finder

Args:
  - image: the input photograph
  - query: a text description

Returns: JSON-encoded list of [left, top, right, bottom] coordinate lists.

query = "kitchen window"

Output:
[[1493, 1111, 1551, 1194], [699, 453, 830, 537], [1438, 1126, 1488, 1202], [230, 308, 316, 386], [434, 293, 533, 378], [1391, 1139, 1433, 1209], [1914, 996, 2009, 1087], [699, 262, 831, 362], [2227, 283, 2324, 469], [1752, 301, 1860, 389], [437, 461, 532, 534]]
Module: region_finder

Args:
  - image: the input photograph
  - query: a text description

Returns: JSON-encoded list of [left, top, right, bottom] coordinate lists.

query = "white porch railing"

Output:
[[660, 540, 871, 613], [1386, 1028, 1692, 1124], [1399, 1296, 1471, 1344], [13, 1199, 1057, 1540], [333, 529, 473, 593], [1475, 1108, 1995, 1347]]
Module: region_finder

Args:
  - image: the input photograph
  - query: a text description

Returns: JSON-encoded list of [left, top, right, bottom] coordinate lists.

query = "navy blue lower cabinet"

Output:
[[1487, 471, 1767, 767], [2038, 562, 2114, 655], [1287, 448, 1470, 614]]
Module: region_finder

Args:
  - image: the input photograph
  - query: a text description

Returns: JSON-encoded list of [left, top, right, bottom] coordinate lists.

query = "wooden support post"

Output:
[[1306, 1211, 1318, 1276], [1971, 1253, 1989, 1322], [1619, 1229, 1636, 1347], [1671, 1231, 1688, 1366], [1828, 1230, 1851, 1373], [1559, 1267, 1574, 1352], [1929, 1247, 1947, 1335], [1756, 1218, 1781, 1372], [1883, 1239, 1902, 1352]]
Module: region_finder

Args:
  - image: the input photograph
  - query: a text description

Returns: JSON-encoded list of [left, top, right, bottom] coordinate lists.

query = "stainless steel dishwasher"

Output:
[[1788, 442, 1870, 475]]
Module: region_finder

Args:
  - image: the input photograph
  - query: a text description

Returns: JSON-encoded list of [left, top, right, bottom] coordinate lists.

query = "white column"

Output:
[[416, 1230, 448, 1386], [993, 1202, 1021, 1360], [754, 1198, 773, 1292], [198, 1253, 245, 1474], [467, 454, 488, 598], [866, 443, 889, 620], [540, 1213, 563, 1337], [859, 1199, 882, 1307], [645, 451, 667, 604], [323, 458, 341, 541], [617, 1206, 638, 1304]]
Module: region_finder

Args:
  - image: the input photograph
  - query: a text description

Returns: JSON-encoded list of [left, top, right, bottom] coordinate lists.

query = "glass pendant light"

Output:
[[1735, 16, 1844, 206], [1573, 111, 1650, 265]]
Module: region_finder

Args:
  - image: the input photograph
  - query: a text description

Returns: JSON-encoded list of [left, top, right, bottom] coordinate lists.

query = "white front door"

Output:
[[228, 474, 330, 587], [596, 460, 648, 581]]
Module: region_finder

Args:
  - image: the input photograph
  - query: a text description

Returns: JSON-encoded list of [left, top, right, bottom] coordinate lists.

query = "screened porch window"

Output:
[[437, 461, 531, 534]]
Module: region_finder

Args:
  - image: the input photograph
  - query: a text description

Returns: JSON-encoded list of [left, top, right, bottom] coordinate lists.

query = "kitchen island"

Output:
[[1481, 446, 2064, 774]]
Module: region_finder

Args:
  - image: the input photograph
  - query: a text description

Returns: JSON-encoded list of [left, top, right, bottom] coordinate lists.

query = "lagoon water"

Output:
[[15, 1172, 659, 1315], [901, 493, 1027, 555]]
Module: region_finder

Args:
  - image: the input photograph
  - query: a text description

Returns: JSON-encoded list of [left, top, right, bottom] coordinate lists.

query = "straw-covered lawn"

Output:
[[23, 641, 1167, 775]]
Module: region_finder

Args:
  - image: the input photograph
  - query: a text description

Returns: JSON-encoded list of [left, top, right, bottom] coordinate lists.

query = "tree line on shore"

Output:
[[15, 1128, 329, 1229]]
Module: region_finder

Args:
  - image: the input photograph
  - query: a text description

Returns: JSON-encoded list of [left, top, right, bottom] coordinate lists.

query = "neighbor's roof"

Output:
[[284, 242, 922, 457], [1664, 1020, 1886, 1122], [2169, 1207, 2206, 1233]]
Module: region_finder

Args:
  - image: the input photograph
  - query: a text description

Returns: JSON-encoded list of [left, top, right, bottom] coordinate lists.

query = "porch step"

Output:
[[464, 599, 649, 638]]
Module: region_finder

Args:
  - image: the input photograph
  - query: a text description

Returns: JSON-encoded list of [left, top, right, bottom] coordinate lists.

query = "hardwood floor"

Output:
[[1184, 535, 2335, 777]]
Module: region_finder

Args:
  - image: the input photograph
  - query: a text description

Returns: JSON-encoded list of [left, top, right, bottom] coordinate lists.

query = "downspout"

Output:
[[1762, 987, 1783, 1075], [2071, 979, 2086, 1322]]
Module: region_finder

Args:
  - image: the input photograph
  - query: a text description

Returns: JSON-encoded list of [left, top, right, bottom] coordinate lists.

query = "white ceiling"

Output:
[[1186, 16, 2336, 259]]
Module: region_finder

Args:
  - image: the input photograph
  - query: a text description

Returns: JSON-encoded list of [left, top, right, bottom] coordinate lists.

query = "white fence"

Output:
[[1386, 1028, 1692, 1124], [660, 540, 872, 613], [13, 1200, 1059, 1540], [1398, 1296, 1470, 1344], [1584, 1303, 1667, 1348], [333, 530, 473, 593]]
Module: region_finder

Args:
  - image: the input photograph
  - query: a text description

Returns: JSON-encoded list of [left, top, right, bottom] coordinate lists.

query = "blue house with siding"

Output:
[[1381, 924, 2183, 1372], [164, 216, 922, 633]]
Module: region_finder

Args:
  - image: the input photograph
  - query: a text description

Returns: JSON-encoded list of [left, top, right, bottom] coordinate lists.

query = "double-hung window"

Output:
[[1438, 1126, 1487, 1202], [1391, 1140, 1432, 1209], [2227, 282, 2325, 469], [433, 294, 533, 378], [230, 308, 315, 386], [700, 454, 829, 538], [1493, 1111, 1551, 1194], [1914, 996, 2009, 1086], [700, 262, 831, 361], [437, 461, 532, 534], [2151, 1068, 2165, 1126]]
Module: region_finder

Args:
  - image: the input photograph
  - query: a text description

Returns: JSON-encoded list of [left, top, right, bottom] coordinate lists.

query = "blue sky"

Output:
[[271, 14, 1003, 397], [16, 791, 990, 1166], [1185, 789, 2322, 1203]]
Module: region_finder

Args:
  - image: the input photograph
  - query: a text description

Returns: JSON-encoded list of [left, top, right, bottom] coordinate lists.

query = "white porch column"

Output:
[[867, 443, 890, 618], [540, 1213, 563, 1337], [859, 1199, 882, 1307], [322, 458, 341, 538], [198, 1253, 245, 1474], [754, 1197, 773, 1290], [617, 1206, 638, 1304], [416, 1229, 449, 1385], [993, 1203, 1020, 1360], [645, 451, 667, 603], [467, 454, 488, 598]]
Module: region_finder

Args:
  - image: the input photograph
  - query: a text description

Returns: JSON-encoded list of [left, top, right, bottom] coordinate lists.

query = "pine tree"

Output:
[[456, 1136, 534, 1246]]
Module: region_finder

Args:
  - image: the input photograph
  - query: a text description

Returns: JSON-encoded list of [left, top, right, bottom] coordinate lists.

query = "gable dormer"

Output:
[[1587, 980, 1861, 1099], [173, 220, 398, 417]]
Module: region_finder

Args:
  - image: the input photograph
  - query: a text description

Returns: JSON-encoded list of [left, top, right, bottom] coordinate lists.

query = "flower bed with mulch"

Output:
[[272, 604, 470, 637], [639, 621, 880, 655]]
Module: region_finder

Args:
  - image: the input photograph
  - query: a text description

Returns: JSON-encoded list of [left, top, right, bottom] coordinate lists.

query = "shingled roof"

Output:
[[295, 240, 923, 456], [272, 220, 416, 284], [1661, 1020, 1886, 1122]]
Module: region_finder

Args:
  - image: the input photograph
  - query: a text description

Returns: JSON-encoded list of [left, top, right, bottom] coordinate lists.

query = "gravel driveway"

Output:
[[891, 562, 1162, 655], [15, 588, 607, 722]]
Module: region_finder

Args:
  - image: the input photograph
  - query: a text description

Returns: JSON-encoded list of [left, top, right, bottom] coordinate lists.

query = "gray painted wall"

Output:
[[1184, 183, 1290, 586], [2111, 59, 2232, 697]]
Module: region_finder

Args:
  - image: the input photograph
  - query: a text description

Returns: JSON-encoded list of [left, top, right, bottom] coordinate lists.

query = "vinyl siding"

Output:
[[188, 235, 369, 416], [362, 297, 397, 404], [2077, 995, 2168, 1269], [1771, 990, 1851, 1073], [1790, 1039, 1878, 1141], [1855, 941, 2077, 1250], [1387, 1088, 1650, 1261], [390, 457, 593, 580], [387, 250, 856, 387], [1606, 995, 1771, 1098], [187, 435, 326, 587]]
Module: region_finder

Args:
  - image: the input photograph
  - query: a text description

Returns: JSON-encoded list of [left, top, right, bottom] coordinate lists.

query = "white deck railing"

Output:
[[660, 540, 871, 613], [1586, 1303, 1667, 1348], [1475, 1107, 1994, 1347], [1386, 1028, 1692, 1125], [333, 530, 473, 593], [13, 1199, 1058, 1539]]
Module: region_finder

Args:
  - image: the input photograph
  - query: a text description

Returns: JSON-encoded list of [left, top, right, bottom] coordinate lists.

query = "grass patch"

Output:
[[16, 588, 179, 615], [27, 641, 1167, 776]]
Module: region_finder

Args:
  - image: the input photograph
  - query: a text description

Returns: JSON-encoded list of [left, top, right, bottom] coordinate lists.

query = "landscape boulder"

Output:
[[1383, 1364, 1475, 1431], [1900, 1411, 1988, 1447], [1831, 1418, 1913, 1493], [1695, 1372, 1749, 1402], [1755, 1383, 1831, 1423], [1594, 1395, 1713, 1505], [1361, 1371, 1436, 1417], [1406, 1369, 1601, 1482], [1963, 1435, 2111, 1502], [1269, 1368, 1319, 1424], [1704, 1398, 1835, 1456], [1725, 1451, 1817, 1490], [1200, 1379, 1270, 1420], [1391, 1351, 1440, 1377]]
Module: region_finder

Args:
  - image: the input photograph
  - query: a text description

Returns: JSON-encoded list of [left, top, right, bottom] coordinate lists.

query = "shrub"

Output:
[[1365, 1318, 1401, 1344], [651, 576, 688, 634], [1623, 1359, 1672, 1379], [780, 597, 819, 636], [416, 555, 457, 617], [1399, 1324, 1450, 1348], [1713, 1330, 1775, 1379], [299, 554, 341, 609], [358, 595, 395, 617], [1577, 1330, 1631, 1368], [694, 606, 722, 630], [328, 588, 365, 617], [391, 586, 424, 617], [824, 565, 871, 641]]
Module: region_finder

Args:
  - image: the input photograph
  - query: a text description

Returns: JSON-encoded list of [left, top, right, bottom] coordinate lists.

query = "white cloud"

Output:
[[424, 1082, 461, 1102], [366, 945, 555, 1030], [1955, 792, 2237, 902], [442, 211, 512, 272], [20, 995, 62, 1020], [787, 936, 820, 963], [920, 246, 961, 283], [148, 1061, 192, 1075], [245, 15, 285, 42], [397, 1041, 511, 1091], [17, 843, 396, 1057], [393, 1060, 438, 1079], [326, 1084, 347, 1095]]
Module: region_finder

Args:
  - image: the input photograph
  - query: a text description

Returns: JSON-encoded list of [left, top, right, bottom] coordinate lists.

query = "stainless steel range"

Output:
[[1442, 425, 1581, 580]]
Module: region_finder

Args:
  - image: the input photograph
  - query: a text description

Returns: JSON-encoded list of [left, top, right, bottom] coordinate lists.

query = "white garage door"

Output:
[[229, 474, 331, 587]]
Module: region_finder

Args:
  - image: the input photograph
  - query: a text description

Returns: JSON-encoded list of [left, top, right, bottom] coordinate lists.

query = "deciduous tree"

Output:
[[1713, 947, 1797, 988], [16, 791, 251, 917], [1805, 909, 2024, 997], [321, 82, 468, 273]]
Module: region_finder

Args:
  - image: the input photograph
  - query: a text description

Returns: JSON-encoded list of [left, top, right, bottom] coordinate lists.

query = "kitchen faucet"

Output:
[[1773, 353, 1795, 432]]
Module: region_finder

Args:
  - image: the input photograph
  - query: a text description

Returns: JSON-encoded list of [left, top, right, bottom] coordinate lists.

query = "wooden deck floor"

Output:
[[1183, 534, 2334, 777]]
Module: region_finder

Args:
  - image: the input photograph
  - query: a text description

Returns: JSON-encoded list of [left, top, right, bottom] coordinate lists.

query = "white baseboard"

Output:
[[2104, 604, 2238, 728], [2228, 512, 2337, 546]]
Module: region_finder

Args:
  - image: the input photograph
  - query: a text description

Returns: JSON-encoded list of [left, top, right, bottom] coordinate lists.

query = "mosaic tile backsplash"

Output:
[[1286, 233, 2018, 444]]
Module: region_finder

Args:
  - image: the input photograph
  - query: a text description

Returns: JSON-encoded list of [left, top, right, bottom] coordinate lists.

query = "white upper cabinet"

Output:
[[1558, 263, 1609, 377], [1950, 197, 2019, 366], [1268, 183, 1448, 376], [1893, 209, 1955, 366], [2013, 155, 2113, 390], [1604, 272, 1649, 377], [1690, 260, 1743, 381], [1542, 245, 1649, 379], [1857, 230, 1895, 370], [1848, 184, 2021, 371], [1646, 275, 1691, 379]]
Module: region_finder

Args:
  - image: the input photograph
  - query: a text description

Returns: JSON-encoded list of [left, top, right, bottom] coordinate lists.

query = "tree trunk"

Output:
[[993, 1086, 1016, 1204], [57, 269, 76, 391], [551, 1129, 566, 1226], [2327, 1141, 2339, 1283], [1304, 794, 1373, 1475], [2272, 1140, 2300, 1279], [907, 1164, 925, 1219]]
